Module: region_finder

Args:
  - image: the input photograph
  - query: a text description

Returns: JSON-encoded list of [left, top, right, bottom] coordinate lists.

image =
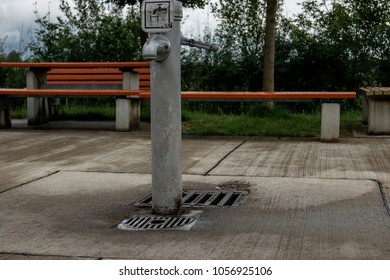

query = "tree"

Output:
[[30, 0, 141, 62], [288, 0, 390, 89], [212, 0, 267, 61], [0, 37, 5, 60], [0, 38, 25, 89], [263, 0, 278, 92], [211, 0, 269, 91]]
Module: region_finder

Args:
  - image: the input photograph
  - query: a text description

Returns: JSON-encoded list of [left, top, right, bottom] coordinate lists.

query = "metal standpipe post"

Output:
[[141, 0, 218, 215], [143, 1, 183, 215]]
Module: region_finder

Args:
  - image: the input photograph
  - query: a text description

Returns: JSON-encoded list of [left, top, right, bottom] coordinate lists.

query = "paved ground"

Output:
[[0, 120, 389, 259]]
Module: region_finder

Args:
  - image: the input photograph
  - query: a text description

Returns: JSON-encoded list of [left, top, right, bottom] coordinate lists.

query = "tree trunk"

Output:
[[263, 0, 277, 97]]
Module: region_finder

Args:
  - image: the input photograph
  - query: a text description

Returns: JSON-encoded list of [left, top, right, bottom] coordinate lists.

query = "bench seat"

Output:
[[359, 87, 390, 96], [0, 89, 356, 100], [359, 87, 390, 134], [179, 91, 355, 100], [0, 88, 142, 97], [0, 61, 149, 131]]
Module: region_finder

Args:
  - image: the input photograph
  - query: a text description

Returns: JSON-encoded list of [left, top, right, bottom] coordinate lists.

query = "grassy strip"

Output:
[[11, 104, 116, 121], [339, 110, 362, 137], [10, 107, 27, 119], [183, 111, 320, 137], [11, 104, 361, 137], [183, 110, 361, 137], [56, 105, 115, 120]]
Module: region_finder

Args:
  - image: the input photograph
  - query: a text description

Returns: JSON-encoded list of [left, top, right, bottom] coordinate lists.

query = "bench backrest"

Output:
[[46, 67, 150, 90]]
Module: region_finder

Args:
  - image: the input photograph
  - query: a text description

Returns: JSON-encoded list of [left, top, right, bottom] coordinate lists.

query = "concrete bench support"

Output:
[[115, 71, 140, 131], [115, 98, 140, 131], [0, 97, 11, 128], [27, 97, 49, 126], [368, 99, 390, 134], [321, 103, 340, 142], [27, 71, 49, 126]]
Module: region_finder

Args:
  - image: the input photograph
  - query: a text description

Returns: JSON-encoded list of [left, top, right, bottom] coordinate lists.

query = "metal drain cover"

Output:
[[117, 210, 202, 231], [135, 190, 248, 208]]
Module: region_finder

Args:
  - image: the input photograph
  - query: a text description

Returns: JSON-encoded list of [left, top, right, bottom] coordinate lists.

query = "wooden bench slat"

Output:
[[0, 89, 355, 99], [135, 69, 150, 74], [359, 88, 372, 95], [45, 81, 150, 88], [359, 87, 390, 96], [140, 74, 151, 80], [377, 87, 390, 95], [140, 81, 150, 87], [47, 74, 123, 81], [179, 91, 356, 99], [47, 81, 123, 85], [48, 68, 122, 74], [137, 91, 355, 99], [0, 88, 141, 97], [48, 68, 149, 75], [0, 62, 149, 68], [47, 73, 149, 79], [370, 87, 383, 95]]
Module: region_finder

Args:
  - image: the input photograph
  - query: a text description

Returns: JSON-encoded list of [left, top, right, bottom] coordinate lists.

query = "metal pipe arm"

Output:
[[181, 35, 219, 52]]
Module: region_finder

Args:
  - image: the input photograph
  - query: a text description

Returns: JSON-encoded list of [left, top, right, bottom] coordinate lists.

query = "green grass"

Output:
[[11, 104, 116, 121], [11, 104, 362, 137], [10, 107, 27, 119], [56, 105, 116, 120], [183, 109, 362, 137], [340, 110, 362, 136], [182, 110, 322, 137]]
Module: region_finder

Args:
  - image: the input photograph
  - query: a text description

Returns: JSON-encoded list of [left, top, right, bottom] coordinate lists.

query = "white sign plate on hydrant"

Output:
[[141, 0, 175, 33]]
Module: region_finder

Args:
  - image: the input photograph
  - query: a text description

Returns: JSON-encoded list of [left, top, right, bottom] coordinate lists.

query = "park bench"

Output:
[[0, 62, 150, 131], [0, 62, 355, 140], [359, 87, 390, 134]]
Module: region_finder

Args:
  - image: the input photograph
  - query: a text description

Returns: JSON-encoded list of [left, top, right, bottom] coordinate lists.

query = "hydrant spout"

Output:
[[142, 34, 171, 62]]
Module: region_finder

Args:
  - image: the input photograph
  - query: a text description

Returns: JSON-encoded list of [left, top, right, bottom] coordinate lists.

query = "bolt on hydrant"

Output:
[[141, 0, 218, 215]]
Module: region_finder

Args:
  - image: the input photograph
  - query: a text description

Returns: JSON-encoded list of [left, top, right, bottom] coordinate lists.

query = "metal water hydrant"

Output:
[[141, 0, 218, 215]]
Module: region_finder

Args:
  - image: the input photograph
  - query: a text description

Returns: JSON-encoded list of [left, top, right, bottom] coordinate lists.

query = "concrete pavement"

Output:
[[0, 120, 389, 259]]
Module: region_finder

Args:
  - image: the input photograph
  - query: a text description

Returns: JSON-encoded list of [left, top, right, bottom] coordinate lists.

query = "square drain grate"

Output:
[[117, 211, 201, 231], [135, 190, 248, 208]]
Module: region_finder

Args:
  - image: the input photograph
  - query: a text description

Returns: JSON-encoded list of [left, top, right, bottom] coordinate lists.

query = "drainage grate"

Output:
[[135, 190, 248, 208], [117, 211, 201, 231]]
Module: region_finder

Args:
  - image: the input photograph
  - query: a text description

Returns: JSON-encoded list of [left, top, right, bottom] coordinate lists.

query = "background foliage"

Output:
[[29, 0, 141, 62], [182, 0, 389, 92]]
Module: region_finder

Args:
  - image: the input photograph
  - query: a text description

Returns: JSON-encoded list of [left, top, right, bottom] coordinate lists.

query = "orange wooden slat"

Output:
[[138, 91, 356, 99], [180, 91, 356, 99], [140, 81, 150, 86], [0, 88, 141, 97], [48, 68, 122, 74], [47, 81, 123, 85], [46, 81, 150, 87], [134, 68, 150, 74], [0, 62, 149, 68], [139, 74, 151, 80], [0, 89, 355, 99], [47, 74, 122, 81]]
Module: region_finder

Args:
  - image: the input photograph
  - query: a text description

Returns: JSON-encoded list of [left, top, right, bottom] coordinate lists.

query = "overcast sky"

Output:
[[0, 0, 302, 53]]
